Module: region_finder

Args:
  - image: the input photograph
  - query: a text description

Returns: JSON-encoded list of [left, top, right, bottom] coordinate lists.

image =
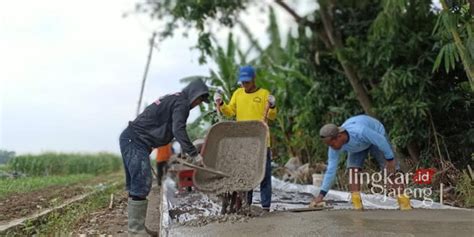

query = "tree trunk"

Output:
[[407, 142, 420, 161], [136, 32, 156, 116], [318, 1, 374, 115], [337, 57, 374, 115], [275, 0, 374, 114]]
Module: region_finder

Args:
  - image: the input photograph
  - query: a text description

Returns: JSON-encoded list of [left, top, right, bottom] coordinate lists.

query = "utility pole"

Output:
[[136, 32, 157, 116]]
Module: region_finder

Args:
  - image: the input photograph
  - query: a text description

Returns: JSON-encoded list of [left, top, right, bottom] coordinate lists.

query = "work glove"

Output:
[[309, 195, 325, 208], [213, 92, 223, 106], [191, 154, 204, 166], [268, 95, 276, 108]]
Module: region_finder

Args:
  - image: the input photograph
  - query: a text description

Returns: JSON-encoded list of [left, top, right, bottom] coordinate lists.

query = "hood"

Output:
[[182, 78, 210, 106]]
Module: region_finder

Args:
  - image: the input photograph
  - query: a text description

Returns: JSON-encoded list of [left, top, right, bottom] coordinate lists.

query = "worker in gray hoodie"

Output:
[[119, 78, 209, 235]]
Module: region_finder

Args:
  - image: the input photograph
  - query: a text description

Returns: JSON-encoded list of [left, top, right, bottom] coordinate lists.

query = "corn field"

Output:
[[8, 152, 122, 176]]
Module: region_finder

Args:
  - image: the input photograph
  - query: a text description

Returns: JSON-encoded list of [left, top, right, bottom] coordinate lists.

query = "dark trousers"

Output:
[[247, 149, 272, 208], [156, 161, 168, 186], [119, 127, 152, 198]]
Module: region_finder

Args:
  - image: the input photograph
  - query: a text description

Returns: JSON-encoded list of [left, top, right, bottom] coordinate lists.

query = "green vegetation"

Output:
[[137, 0, 472, 205], [0, 174, 94, 199], [456, 170, 474, 207], [0, 152, 125, 234], [3, 179, 124, 236], [139, 0, 472, 166], [8, 152, 122, 176], [1, 152, 123, 198]]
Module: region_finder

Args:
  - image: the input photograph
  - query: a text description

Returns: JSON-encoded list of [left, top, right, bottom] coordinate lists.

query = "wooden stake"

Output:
[[109, 194, 114, 209], [263, 102, 270, 124], [440, 183, 444, 205], [467, 164, 473, 180]]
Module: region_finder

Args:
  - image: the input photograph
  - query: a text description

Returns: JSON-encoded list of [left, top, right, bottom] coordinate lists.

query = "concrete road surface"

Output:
[[169, 209, 473, 237]]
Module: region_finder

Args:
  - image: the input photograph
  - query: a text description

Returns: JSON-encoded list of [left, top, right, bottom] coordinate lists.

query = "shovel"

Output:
[[176, 158, 230, 178]]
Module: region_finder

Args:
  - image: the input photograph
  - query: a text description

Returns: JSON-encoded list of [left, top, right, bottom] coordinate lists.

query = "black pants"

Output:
[[247, 149, 272, 208], [156, 161, 168, 186]]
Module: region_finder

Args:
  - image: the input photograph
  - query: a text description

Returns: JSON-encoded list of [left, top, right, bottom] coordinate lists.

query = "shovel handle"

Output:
[[216, 102, 222, 120], [177, 159, 230, 178], [263, 102, 271, 124]]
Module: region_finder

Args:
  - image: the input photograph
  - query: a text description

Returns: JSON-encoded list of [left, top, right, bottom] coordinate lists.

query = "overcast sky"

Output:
[[0, 0, 315, 155]]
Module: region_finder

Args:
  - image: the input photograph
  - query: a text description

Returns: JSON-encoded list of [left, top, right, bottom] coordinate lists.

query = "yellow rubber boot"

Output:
[[397, 195, 412, 210], [351, 192, 363, 210]]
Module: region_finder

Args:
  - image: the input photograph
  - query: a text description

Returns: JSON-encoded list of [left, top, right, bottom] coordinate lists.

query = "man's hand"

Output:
[[384, 159, 397, 189], [385, 159, 396, 174], [214, 91, 223, 105], [309, 194, 325, 207], [192, 154, 204, 166], [268, 95, 276, 108]]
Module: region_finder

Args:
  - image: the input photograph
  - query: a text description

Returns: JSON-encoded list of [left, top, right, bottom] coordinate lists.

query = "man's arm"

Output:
[[319, 148, 341, 196], [311, 148, 341, 205], [220, 91, 237, 117], [172, 104, 198, 157]]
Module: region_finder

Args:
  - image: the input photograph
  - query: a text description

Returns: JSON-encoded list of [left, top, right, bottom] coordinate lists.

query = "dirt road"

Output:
[[169, 209, 473, 236]]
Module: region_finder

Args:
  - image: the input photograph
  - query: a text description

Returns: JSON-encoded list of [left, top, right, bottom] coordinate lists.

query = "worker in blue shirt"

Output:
[[311, 115, 412, 210]]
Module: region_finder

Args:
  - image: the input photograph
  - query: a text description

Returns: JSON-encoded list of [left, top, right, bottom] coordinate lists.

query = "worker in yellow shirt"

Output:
[[214, 65, 277, 211]]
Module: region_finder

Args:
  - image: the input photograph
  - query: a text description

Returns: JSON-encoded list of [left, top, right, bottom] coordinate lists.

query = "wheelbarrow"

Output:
[[193, 121, 269, 194], [192, 120, 269, 214]]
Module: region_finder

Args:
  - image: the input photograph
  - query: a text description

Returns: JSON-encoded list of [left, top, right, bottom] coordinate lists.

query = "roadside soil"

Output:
[[1, 172, 161, 236], [73, 181, 162, 236], [0, 174, 120, 222], [0, 185, 84, 221], [73, 190, 129, 236]]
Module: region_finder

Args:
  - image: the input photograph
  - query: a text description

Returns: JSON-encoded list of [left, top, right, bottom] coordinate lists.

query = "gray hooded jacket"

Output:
[[128, 79, 209, 157]]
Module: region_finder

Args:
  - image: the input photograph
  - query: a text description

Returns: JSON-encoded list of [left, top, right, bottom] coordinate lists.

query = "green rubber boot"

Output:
[[128, 199, 148, 236]]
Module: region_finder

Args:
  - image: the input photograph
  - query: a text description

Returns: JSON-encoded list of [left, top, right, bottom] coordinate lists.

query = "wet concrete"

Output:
[[169, 209, 474, 237], [194, 121, 268, 194], [162, 176, 469, 235]]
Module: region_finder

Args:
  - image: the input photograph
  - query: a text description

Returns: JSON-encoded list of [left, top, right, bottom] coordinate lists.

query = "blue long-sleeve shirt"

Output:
[[320, 115, 394, 195]]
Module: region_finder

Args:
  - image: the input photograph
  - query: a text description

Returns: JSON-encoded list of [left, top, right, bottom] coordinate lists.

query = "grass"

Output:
[[456, 171, 474, 207], [4, 178, 125, 236], [38, 182, 124, 235], [0, 174, 95, 199]]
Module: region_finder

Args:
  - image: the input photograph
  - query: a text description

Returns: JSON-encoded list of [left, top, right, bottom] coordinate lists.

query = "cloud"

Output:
[[0, 0, 212, 154], [0, 0, 316, 154]]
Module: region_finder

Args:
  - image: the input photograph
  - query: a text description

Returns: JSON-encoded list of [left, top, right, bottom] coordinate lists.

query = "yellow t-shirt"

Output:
[[220, 87, 277, 146]]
